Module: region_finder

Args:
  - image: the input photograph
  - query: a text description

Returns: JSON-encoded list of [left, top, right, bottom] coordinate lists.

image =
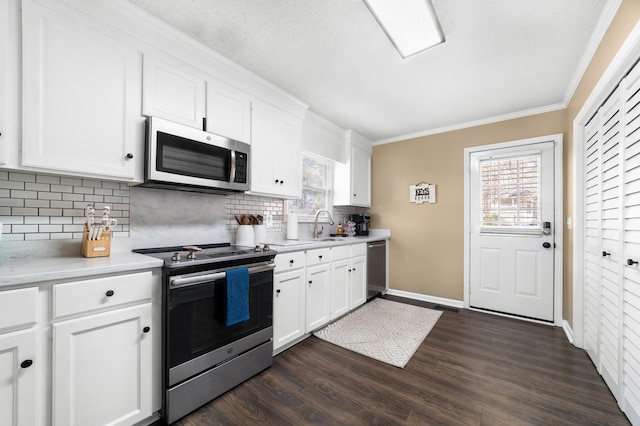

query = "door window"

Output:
[[480, 154, 542, 234]]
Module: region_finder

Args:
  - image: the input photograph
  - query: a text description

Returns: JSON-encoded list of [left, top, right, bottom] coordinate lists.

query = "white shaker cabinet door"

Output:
[[350, 255, 367, 309], [0, 0, 8, 166], [142, 55, 206, 130], [305, 264, 331, 332], [330, 258, 350, 320], [0, 329, 37, 426], [351, 145, 372, 207], [21, 0, 143, 181], [251, 100, 302, 199], [52, 303, 153, 426], [273, 269, 305, 351], [206, 79, 251, 143]]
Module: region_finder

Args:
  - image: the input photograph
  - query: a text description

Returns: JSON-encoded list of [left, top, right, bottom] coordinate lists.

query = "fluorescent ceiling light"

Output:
[[363, 0, 445, 58]]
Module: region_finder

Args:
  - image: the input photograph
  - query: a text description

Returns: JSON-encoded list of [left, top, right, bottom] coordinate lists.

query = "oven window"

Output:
[[167, 270, 273, 369], [157, 131, 230, 181]]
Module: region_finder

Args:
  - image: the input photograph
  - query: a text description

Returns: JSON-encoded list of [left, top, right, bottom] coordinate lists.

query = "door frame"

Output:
[[572, 21, 640, 348], [464, 134, 564, 326]]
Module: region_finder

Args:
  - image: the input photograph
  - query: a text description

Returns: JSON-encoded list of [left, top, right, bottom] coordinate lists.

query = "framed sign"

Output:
[[409, 183, 436, 204]]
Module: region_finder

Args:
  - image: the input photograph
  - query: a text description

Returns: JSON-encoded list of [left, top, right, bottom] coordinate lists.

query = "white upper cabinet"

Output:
[[21, 0, 144, 181], [334, 130, 372, 207], [206, 78, 252, 143], [302, 110, 346, 163], [0, 0, 20, 168], [142, 55, 206, 130], [143, 55, 251, 143], [251, 100, 303, 199], [0, 1, 8, 166]]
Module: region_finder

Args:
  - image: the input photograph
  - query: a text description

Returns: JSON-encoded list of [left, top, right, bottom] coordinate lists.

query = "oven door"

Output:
[[166, 262, 274, 386]]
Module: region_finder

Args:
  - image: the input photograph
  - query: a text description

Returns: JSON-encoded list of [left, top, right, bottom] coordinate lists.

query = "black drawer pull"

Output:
[[105, 290, 115, 297], [602, 251, 611, 257], [20, 359, 33, 368], [627, 259, 638, 266], [143, 326, 151, 333]]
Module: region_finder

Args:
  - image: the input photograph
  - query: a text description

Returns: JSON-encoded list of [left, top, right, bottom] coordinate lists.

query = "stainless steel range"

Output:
[[133, 243, 276, 424]]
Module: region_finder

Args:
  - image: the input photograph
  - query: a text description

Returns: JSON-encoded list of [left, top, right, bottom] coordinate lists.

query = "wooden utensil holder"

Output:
[[81, 224, 112, 258]]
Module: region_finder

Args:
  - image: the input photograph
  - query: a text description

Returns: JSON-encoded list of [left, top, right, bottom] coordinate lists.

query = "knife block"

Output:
[[81, 224, 112, 258]]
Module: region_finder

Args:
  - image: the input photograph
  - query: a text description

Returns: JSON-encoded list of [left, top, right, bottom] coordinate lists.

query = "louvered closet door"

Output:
[[583, 85, 624, 399], [597, 87, 623, 399], [621, 61, 640, 425], [584, 116, 602, 365]]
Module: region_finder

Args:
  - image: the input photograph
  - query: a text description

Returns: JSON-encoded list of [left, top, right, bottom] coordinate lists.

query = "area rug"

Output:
[[313, 298, 442, 368]]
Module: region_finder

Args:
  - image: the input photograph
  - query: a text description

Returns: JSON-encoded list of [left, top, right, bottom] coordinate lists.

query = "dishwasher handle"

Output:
[[367, 240, 386, 248]]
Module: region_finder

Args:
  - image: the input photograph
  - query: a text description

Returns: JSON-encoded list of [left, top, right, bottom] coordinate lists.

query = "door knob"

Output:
[[543, 242, 551, 248], [627, 259, 638, 266], [602, 251, 611, 257]]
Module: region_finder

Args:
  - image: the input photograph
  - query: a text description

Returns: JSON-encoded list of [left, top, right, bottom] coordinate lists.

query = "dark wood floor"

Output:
[[175, 299, 630, 425]]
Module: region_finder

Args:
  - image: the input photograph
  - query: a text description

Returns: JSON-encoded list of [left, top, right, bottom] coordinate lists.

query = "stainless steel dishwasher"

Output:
[[367, 240, 387, 299]]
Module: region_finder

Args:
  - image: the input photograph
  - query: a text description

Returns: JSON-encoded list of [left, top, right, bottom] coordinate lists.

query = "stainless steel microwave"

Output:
[[138, 117, 250, 194]]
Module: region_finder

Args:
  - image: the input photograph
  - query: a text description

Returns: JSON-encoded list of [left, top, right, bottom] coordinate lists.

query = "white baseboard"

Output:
[[384, 289, 464, 309], [562, 320, 575, 345]]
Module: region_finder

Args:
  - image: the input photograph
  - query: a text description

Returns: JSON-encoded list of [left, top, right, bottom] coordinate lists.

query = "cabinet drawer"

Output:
[[332, 245, 350, 261], [0, 287, 38, 330], [306, 248, 331, 267], [275, 251, 305, 273], [351, 243, 367, 257], [53, 271, 154, 318]]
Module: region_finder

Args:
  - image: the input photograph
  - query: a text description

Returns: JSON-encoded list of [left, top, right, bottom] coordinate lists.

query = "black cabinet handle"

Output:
[[276, 289, 281, 294], [319, 255, 323, 260], [125, 153, 134, 159], [289, 259, 294, 264], [105, 290, 114, 297], [143, 326, 150, 333], [20, 359, 33, 368], [627, 259, 638, 266], [348, 269, 352, 272], [275, 179, 280, 184], [280, 180, 284, 185], [308, 280, 312, 285], [602, 251, 611, 257], [543, 242, 551, 248]]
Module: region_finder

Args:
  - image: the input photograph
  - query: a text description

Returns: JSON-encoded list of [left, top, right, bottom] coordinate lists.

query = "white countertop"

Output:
[[0, 229, 390, 288], [266, 230, 390, 253], [0, 239, 163, 288]]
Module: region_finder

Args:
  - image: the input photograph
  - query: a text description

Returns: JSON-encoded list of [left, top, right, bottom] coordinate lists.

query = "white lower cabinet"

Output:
[[0, 286, 38, 426], [305, 248, 331, 332], [0, 269, 160, 426], [273, 269, 306, 351], [349, 244, 367, 309], [52, 303, 153, 426], [0, 329, 37, 426], [330, 247, 351, 320], [273, 243, 369, 353]]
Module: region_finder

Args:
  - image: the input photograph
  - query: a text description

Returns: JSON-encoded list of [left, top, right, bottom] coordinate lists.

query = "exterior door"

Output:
[[469, 142, 556, 321]]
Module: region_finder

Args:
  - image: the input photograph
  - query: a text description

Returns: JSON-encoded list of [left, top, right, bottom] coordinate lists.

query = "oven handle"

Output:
[[169, 262, 275, 289]]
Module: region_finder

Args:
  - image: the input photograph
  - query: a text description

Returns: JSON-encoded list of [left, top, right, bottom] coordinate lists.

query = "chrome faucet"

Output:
[[313, 209, 335, 239]]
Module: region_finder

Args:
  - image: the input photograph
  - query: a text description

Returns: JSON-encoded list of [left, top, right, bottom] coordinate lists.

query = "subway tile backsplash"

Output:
[[0, 171, 130, 241], [1, 170, 364, 243]]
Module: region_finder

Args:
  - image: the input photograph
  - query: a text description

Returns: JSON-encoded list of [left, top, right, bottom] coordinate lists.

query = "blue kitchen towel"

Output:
[[225, 267, 250, 326]]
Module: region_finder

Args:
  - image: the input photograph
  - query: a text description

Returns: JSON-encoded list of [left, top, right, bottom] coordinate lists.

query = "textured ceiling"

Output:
[[126, 0, 616, 143]]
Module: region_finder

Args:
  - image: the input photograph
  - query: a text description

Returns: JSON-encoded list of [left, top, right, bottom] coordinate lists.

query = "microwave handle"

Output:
[[230, 149, 237, 183]]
